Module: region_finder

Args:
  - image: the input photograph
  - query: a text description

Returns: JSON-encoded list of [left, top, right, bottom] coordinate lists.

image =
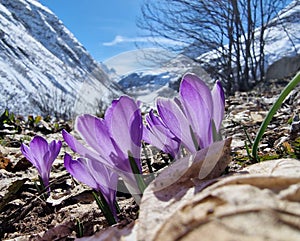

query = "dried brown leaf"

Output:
[[137, 138, 232, 241], [75, 221, 135, 241], [152, 159, 300, 241]]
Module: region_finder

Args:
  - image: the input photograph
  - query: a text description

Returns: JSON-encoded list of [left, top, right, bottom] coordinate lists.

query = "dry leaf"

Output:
[[40, 221, 75, 241], [137, 138, 232, 241], [199, 138, 232, 179], [0, 153, 11, 170], [250, 112, 266, 123], [150, 158, 300, 241], [75, 221, 136, 241], [0, 178, 28, 212]]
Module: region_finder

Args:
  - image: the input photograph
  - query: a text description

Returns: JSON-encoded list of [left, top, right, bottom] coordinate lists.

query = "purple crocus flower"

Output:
[[156, 73, 225, 153], [62, 96, 143, 196], [143, 109, 180, 158], [64, 153, 118, 218], [20, 135, 62, 190]]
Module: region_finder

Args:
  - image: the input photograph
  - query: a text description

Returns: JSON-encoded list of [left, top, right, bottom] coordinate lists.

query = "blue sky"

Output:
[[39, 0, 146, 63]]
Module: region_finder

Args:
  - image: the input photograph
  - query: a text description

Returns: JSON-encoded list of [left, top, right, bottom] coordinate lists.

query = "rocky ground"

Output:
[[0, 77, 300, 240]]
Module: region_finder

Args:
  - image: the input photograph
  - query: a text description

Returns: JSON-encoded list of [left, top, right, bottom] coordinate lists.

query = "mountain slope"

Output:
[[115, 54, 211, 106], [0, 0, 122, 117]]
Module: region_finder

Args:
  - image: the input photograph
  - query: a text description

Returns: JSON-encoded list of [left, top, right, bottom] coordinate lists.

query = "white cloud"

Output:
[[103, 35, 131, 46], [102, 35, 186, 46]]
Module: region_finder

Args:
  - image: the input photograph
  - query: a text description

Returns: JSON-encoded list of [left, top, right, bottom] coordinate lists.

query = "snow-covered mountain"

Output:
[[116, 54, 211, 106], [1, 0, 298, 116], [0, 0, 122, 117]]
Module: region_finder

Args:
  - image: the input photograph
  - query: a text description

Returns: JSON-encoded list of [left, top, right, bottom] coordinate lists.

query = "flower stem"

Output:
[[189, 125, 200, 151], [92, 191, 116, 225], [75, 218, 84, 238], [35, 176, 48, 200], [128, 151, 147, 194], [251, 71, 300, 162]]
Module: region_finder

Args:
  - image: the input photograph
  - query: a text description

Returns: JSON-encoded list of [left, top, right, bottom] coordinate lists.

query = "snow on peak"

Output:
[[0, 0, 122, 117]]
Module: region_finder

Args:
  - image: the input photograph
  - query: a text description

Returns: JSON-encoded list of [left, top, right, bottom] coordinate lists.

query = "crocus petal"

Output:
[[181, 73, 213, 115], [88, 160, 118, 217], [105, 96, 143, 170], [143, 123, 166, 150], [143, 125, 168, 153], [20, 143, 35, 167], [106, 96, 142, 156], [64, 153, 99, 190], [64, 153, 118, 217], [62, 129, 93, 155], [143, 125, 160, 147], [40, 151, 52, 187], [212, 80, 225, 132], [180, 77, 213, 148], [75, 114, 115, 159], [157, 97, 196, 152], [62, 129, 113, 169], [47, 140, 62, 172], [144, 125, 180, 158], [49, 140, 62, 160], [27, 136, 49, 174], [143, 110, 180, 157], [147, 110, 173, 135]]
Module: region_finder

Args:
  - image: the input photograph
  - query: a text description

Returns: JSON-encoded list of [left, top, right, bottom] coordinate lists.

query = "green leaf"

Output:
[[212, 120, 222, 142], [128, 151, 147, 194], [189, 125, 200, 151], [92, 191, 116, 225], [34, 115, 42, 124], [76, 218, 84, 238], [252, 71, 300, 162]]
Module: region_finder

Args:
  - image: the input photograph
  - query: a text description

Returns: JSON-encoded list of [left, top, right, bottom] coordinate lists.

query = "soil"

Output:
[[0, 77, 300, 240]]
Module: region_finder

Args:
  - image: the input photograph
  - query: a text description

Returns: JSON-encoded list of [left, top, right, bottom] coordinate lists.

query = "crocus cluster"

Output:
[[62, 95, 144, 217], [20, 72, 225, 223], [143, 73, 225, 155]]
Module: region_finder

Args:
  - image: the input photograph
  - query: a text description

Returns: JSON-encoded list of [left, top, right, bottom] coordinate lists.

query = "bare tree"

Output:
[[137, 0, 292, 93]]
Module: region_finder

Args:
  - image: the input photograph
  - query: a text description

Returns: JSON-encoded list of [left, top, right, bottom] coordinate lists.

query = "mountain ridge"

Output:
[[0, 0, 122, 117]]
